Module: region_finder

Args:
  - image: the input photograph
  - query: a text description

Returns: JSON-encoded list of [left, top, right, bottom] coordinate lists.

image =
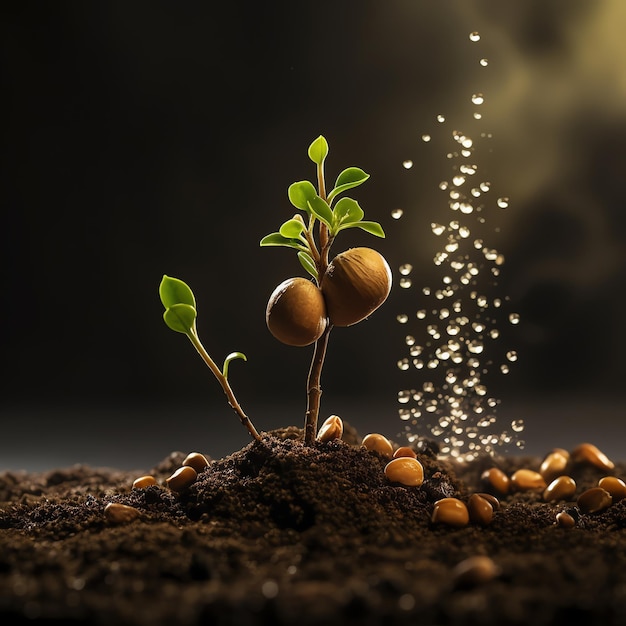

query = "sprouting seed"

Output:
[[362, 433, 394, 458], [384, 457, 424, 487], [166, 466, 198, 493], [431, 498, 470, 527], [182, 452, 210, 473], [132, 475, 157, 489], [317, 415, 344, 442]]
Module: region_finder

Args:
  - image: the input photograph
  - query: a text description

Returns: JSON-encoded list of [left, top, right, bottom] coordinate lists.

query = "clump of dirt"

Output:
[[1, 430, 625, 626]]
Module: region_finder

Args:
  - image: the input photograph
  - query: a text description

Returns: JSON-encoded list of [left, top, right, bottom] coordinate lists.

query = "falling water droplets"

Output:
[[391, 208, 404, 219], [471, 93, 485, 105], [469, 31, 481, 42], [402, 160, 414, 169]]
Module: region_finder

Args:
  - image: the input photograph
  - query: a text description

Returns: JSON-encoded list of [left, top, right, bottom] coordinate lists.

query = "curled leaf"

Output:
[[222, 351, 247, 380], [163, 303, 197, 334]]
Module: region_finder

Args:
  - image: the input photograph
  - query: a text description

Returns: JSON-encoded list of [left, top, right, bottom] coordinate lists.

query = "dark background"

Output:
[[3, 1, 625, 470]]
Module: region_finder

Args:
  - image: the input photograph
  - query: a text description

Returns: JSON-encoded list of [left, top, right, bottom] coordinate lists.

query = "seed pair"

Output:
[[132, 452, 209, 494]]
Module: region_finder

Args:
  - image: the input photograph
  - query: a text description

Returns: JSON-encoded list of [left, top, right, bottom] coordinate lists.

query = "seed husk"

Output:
[[474, 492, 501, 511], [510, 469, 547, 491], [182, 452, 209, 473], [577, 487, 612, 514], [598, 476, 626, 502], [266, 277, 327, 346], [480, 467, 510, 495], [362, 433, 394, 458], [432, 498, 470, 527], [166, 466, 198, 492], [384, 457, 424, 487], [571, 443, 614, 472], [104, 502, 140, 524], [540, 450, 570, 482], [317, 415, 344, 442], [452, 555, 500, 587], [555, 510, 577, 529], [132, 475, 157, 489], [543, 476, 576, 502], [467, 493, 494, 526], [393, 446, 418, 459]]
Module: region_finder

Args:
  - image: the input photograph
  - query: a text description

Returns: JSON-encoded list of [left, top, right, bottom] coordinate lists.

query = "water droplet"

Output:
[[511, 419, 525, 433], [473, 112, 482, 120], [400, 277, 412, 289], [459, 202, 474, 214], [509, 313, 521, 325], [439, 181, 449, 190], [497, 197, 509, 209], [506, 350, 517, 362], [405, 335, 415, 346], [396, 313, 409, 324], [421, 134, 431, 143], [479, 58, 488, 67], [416, 310, 426, 319], [391, 208, 404, 219], [399, 263, 413, 276], [471, 93, 484, 105], [402, 160, 413, 169], [437, 114, 446, 123], [452, 175, 466, 186], [397, 358, 410, 371], [431, 223, 446, 236], [469, 31, 481, 42]]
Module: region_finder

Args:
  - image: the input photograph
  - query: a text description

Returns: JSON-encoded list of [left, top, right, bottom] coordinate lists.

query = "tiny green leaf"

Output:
[[159, 275, 196, 309], [333, 197, 364, 227], [307, 135, 329, 165], [327, 167, 370, 202], [260, 232, 307, 251], [222, 351, 247, 380], [297, 251, 318, 280], [288, 181, 318, 211], [307, 196, 334, 228], [279, 218, 306, 239], [163, 303, 197, 334], [353, 220, 386, 238]]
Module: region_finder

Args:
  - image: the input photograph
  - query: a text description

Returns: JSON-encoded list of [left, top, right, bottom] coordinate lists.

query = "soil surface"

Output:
[[1, 426, 626, 626]]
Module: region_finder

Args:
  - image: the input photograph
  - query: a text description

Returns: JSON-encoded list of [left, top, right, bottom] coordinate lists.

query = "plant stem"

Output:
[[187, 330, 262, 442], [304, 324, 332, 445]]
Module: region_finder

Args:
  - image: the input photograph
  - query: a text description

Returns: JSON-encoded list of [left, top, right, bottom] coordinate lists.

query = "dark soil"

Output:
[[2, 426, 626, 626]]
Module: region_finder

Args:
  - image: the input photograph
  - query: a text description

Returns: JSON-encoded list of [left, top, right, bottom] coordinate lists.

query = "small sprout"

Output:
[[393, 446, 418, 459], [480, 467, 510, 495], [132, 475, 157, 489], [571, 443, 615, 472], [598, 476, 626, 502], [384, 457, 424, 487], [543, 476, 577, 502], [577, 487, 612, 514], [104, 502, 140, 524], [452, 556, 500, 587], [510, 469, 547, 491], [431, 498, 470, 527], [540, 449, 570, 482], [182, 452, 209, 473], [467, 493, 494, 526], [316, 415, 343, 442], [166, 466, 197, 493], [361, 433, 394, 458], [555, 510, 577, 529]]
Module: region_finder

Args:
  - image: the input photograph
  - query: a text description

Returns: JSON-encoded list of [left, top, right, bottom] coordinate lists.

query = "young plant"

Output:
[[261, 136, 392, 444], [159, 275, 261, 442]]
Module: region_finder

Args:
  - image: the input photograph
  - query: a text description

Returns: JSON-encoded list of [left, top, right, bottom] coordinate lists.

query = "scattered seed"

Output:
[[132, 475, 157, 489], [540, 450, 570, 482], [384, 457, 424, 487], [432, 498, 470, 527], [598, 476, 626, 502], [480, 467, 510, 495], [182, 452, 209, 473], [510, 469, 547, 491], [467, 493, 493, 526], [577, 487, 612, 514], [317, 415, 344, 442], [571, 443, 614, 472], [393, 446, 417, 459], [104, 502, 140, 524], [543, 476, 576, 502], [555, 510, 576, 529], [166, 466, 198, 492], [474, 492, 501, 511], [452, 555, 500, 586], [362, 433, 394, 458]]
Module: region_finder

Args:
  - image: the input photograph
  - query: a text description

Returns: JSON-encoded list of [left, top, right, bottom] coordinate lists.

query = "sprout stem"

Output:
[[304, 324, 332, 445], [187, 329, 261, 442]]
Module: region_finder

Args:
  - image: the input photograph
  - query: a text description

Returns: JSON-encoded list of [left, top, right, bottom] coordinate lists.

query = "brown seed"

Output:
[[571, 443, 614, 472], [540, 450, 570, 482], [266, 277, 327, 346], [432, 498, 470, 527], [384, 457, 424, 487], [598, 476, 626, 502], [543, 476, 576, 502], [104, 502, 140, 524], [452, 555, 500, 586], [182, 452, 209, 473], [317, 415, 344, 442], [166, 466, 198, 492], [321, 247, 392, 327], [510, 469, 547, 491], [577, 487, 612, 514], [474, 492, 501, 511], [555, 511, 576, 529], [132, 475, 157, 489], [480, 467, 510, 495], [393, 446, 417, 459], [362, 433, 394, 458], [467, 493, 494, 526]]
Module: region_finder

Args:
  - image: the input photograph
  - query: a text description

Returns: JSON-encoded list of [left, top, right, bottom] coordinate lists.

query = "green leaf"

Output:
[[279, 218, 306, 239], [333, 197, 364, 227], [288, 181, 317, 211], [222, 351, 247, 380], [307, 135, 329, 165], [307, 196, 333, 228], [297, 251, 318, 280], [353, 220, 386, 238], [163, 303, 197, 334], [159, 275, 196, 309], [260, 232, 306, 251], [328, 167, 370, 202]]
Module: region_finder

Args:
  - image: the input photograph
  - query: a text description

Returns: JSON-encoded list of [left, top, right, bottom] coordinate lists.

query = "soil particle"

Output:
[[1, 430, 626, 625]]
